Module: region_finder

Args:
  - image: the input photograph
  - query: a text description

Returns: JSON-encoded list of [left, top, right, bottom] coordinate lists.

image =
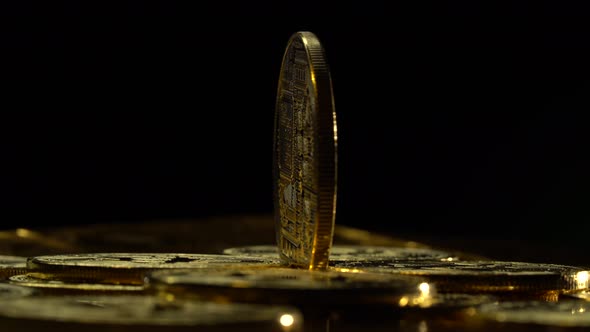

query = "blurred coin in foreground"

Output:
[[472, 300, 590, 330], [147, 264, 434, 314], [0, 294, 302, 332], [0, 283, 37, 298]]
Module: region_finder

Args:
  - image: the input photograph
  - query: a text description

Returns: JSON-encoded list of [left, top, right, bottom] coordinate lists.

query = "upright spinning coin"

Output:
[[274, 31, 338, 270]]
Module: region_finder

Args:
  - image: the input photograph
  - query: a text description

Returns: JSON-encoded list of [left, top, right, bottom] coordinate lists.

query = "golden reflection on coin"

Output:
[[274, 31, 338, 270], [0, 294, 303, 332], [339, 260, 590, 294], [223, 245, 459, 262], [27, 253, 278, 284], [147, 264, 433, 310], [0, 255, 27, 280], [9, 273, 143, 294]]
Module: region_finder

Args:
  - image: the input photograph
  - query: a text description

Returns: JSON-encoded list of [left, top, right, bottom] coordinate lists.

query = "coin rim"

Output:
[[273, 31, 337, 270]]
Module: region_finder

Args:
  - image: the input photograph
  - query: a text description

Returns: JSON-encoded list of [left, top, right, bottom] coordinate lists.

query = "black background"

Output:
[[1, 2, 589, 248]]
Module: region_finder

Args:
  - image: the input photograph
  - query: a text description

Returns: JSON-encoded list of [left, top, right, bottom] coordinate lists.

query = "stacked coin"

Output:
[[26, 253, 279, 284]]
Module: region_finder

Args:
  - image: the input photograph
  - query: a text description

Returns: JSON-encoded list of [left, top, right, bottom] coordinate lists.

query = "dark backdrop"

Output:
[[1, 2, 589, 245]]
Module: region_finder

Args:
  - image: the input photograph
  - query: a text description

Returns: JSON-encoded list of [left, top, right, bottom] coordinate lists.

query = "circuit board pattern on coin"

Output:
[[274, 31, 337, 270]]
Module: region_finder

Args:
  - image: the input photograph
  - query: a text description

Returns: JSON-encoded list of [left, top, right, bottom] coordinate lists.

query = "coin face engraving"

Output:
[[274, 31, 337, 270]]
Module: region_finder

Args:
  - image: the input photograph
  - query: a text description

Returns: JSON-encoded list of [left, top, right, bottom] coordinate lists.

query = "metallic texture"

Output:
[[222, 245, 459, 262], [0, 255, 27, 280], [147, 264, 432, 309], [274, 31, 337, 270], [8, 273, 143, 294], [340, 260, 590, 294], [27, 253, 278, 284]]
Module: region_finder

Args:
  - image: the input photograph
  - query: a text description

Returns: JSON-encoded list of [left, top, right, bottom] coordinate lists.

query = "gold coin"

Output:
[[9, 273, 144, 294], [339, 260, 590, 294], [563, 291, 590, 301], [0, 255, 27, 280], [0, 283, 37, 298], [223, 245, 459, 262], [274, 31, 338, 270], [146, 264, 433, 310], [0, 294, 303, 332], [27, 253, 278, 284], [473, 300, 590, 330]]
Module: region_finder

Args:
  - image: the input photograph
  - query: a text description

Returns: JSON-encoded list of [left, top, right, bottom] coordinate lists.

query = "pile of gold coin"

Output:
[[1, 31, 589, 331]]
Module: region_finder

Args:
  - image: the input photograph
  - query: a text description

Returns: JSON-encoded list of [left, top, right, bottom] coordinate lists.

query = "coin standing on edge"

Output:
[[274, 31, 338, 270]]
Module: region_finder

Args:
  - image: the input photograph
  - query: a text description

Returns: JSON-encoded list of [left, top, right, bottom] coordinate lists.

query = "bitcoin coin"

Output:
[[0, 255, 27, 279], [274, 31, 338, 270], [27, 253, 278, 284], [338, 260, 590, 294], [146, 264, 433, 311], [9, 273, 143, 294], [0, 294, 303, 332], [223, 245, 459, 262]]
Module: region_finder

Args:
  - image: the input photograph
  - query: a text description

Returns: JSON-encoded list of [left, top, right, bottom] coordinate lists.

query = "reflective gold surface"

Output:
[[27, 253, 279, 284], [223, 244, 459, 263], [0, 255, 27, 280], [336, 260, 590, 295], [274, 31, 337, 270], [8, 273, 144, 294], [147, 263, 433, 318]]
